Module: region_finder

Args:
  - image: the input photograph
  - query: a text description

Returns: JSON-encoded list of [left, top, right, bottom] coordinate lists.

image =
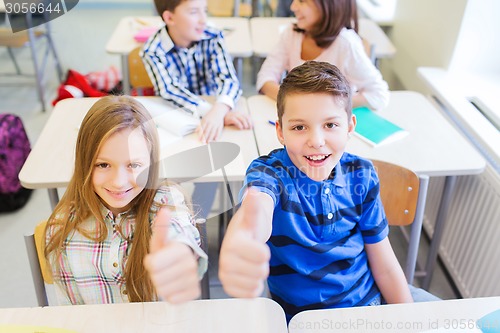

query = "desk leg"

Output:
[[121, 54, 131, 95], [252, 0, 262, 17], [422, 175, 457, 290], [25, 14, 46, 112], [48, 188, 59, 211], [405, 175, 429, 285], [234, 58, 243, 84]]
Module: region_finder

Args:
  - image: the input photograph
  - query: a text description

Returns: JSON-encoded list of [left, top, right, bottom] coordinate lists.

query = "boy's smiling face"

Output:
[[276, 92, 356, 182], [163, 0, 208, 48]]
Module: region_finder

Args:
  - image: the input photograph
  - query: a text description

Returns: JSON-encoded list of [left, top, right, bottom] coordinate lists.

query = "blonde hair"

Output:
[[45, 95, 161, 302]]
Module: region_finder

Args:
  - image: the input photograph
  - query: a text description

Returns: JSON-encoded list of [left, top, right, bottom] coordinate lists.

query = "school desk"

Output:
[[105, 16, 253, 94], [18, 96, 258, 210], [289, 296, 500, 333], [247, 91, 485, 287], [357, 0, 398, 27], [249, 17, 396, 60], [0, 297, 288, 333]]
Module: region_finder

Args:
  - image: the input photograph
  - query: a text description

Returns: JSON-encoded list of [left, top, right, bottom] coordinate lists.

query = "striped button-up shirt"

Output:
[[142, 25, 242, 115], [46, 186, 207, 305]]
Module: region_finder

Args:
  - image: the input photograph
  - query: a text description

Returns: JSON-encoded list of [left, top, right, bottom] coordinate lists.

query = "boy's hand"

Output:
[[144, 208, 200, 303], [219, 191, 271, 298], [197, 103, 229, 143], [224, 111, 253, 130]]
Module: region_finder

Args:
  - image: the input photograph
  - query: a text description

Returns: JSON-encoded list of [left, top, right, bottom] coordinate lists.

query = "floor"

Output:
[[0, 5, 458, 309]]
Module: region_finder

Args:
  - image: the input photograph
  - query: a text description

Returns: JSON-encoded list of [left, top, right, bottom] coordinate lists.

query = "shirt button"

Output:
[[122, 289, 127, 295], [324, 188, 330, 194], [113, 262, 118, 268], [327, 213, 333, 219]]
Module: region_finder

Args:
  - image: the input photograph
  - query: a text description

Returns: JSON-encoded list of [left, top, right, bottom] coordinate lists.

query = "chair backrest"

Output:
[[196, 220, 210, 299], [128, 46, 154, 92], [372, 160, 419, 226], [24, 220, 52, 306]]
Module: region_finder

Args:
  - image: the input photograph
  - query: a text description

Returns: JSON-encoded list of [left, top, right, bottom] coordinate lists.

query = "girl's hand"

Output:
[[144, 208, 200, 303]]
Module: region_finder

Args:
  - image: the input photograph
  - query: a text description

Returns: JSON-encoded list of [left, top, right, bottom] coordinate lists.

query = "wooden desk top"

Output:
[[105, 16, 253, 58], [19, 97, 258, 189], [249, 17, 395, 59], [289, 296, 500, 333], [0, 298, 287, 333], [248, 91, 485, 177]]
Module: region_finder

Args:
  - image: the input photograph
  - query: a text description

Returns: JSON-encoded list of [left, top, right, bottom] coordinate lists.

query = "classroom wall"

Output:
[[448, 0, 500, 73], [388, 0, 468, 92]]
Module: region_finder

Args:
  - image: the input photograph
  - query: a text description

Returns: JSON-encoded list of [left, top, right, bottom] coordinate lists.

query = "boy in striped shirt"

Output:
[[142, 0, 252, 143], [219, 61, 415, 321]]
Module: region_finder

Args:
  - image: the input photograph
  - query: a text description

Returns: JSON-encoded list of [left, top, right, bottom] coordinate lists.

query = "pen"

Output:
[[268, 120, 276, 126]]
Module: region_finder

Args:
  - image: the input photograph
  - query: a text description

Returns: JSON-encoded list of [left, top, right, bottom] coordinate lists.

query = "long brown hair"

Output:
[[294, 0, 359, 48], [45, 95, 161, 302]]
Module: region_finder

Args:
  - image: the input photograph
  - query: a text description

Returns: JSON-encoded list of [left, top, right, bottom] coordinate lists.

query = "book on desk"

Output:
[[353, 106, 408, 147], [135, 98, 200, 147]]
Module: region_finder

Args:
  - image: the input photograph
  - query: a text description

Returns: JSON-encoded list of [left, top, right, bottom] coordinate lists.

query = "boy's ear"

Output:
[[275, 120, 285, 146], [162, 10, 174, 25], [348, 114, 357, 136]]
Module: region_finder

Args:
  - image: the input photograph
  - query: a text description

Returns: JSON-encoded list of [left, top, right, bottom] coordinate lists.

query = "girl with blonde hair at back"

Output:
[[44, 95, 207, 304]]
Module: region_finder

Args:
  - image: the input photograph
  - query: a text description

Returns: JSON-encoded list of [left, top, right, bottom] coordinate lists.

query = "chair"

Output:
[[196, 220, 211, 299], [208, 0, 252, 17], [371, 160, 429, 284], [0, 15, 63, 112], [24, 220, 52, 306], [127, 46, 154, 95]]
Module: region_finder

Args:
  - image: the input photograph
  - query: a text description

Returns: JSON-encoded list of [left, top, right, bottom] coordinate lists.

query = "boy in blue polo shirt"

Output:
[[219, 61, 416, 321]]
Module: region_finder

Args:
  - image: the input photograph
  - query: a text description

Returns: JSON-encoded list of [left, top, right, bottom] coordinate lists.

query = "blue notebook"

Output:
[[353, 107, 408, 147]]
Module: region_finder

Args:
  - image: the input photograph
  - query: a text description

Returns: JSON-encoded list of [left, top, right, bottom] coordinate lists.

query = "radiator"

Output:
[[423, 164, 500, 297]]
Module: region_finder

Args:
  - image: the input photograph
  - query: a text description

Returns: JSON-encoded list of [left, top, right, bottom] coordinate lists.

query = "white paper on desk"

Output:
[[136, 98, 200, 137]]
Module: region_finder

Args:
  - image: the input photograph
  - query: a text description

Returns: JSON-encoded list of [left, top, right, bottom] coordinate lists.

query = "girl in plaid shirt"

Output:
[[44, 96, 207, 304]]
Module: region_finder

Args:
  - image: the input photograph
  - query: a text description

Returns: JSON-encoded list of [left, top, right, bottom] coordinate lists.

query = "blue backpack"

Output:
[[0, 114, 33, 212]]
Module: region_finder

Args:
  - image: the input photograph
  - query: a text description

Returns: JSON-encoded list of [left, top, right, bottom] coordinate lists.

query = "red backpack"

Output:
[[0, 114, 33, 212]]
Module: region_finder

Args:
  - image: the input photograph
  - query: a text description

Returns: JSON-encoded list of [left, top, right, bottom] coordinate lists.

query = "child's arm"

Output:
[[365, 238, 413, 303], [256, 26, 291, 100], [219, 189, 273, 298], [141, 50, 205, 115], [144, 208, 201, 304], [259, 81, 280, 101]]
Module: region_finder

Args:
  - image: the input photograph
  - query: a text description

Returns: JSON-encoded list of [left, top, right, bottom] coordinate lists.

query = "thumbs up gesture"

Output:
[[144, 208, 201, 303], [219, 189, 273, 298]]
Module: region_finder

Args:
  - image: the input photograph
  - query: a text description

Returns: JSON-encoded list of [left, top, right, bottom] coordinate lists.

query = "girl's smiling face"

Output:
[[276, 92, 356, 181], [290, 0, 322, 32], [92, 128, 151, 216]]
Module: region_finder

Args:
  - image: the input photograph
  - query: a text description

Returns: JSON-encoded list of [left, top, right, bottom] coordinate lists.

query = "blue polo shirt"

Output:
[[242, 148, 388, 320]]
